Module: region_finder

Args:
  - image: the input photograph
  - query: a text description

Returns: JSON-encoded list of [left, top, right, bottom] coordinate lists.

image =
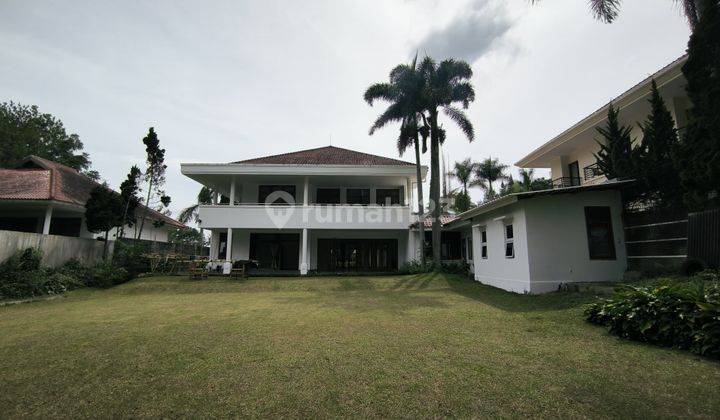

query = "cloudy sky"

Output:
[[0, 0, 690, 217]]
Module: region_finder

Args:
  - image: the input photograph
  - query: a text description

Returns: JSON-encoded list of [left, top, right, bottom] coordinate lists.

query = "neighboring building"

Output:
[[445, 183, 629, 294], [516, 55, 690, 187], [444, 55, 692, 293], [180, 146, 427, 274], [0, 155, 185, 241]]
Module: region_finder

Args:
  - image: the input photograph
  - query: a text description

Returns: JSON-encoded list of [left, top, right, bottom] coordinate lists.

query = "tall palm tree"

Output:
[[364, 55, 429, 266], [417, 57, 476, 265], [450, 158, 476, 195], [473, 158, 509, 200], [531, 0, 703, 28]]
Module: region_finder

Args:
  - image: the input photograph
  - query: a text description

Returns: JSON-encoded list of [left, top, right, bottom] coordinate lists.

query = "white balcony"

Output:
[[198, 204, 413, 230]]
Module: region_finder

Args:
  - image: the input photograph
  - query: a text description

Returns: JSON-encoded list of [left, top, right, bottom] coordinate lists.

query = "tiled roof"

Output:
[[412, 214, 459, 228], [232, 146, 414, 166], [0, 156, 185, 228]]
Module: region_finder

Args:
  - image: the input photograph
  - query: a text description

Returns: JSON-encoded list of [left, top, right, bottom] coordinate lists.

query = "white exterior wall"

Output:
[[470, 203, 532, 294], [524, 190, 627, 293]]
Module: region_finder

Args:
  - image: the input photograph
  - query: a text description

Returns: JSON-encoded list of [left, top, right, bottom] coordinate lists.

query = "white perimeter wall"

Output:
[[470, 203, 532, 293], [524, 190, 626, 293]]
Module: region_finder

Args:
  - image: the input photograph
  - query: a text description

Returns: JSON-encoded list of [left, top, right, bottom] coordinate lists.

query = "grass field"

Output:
[[1, 274, 719, 418]]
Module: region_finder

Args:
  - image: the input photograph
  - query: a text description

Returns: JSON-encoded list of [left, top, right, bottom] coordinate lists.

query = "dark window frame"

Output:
[[346, 188, 371, 205], [375, 188, 401, 206], [316, 188, 341, 205], [504, 223, 514, 259], [258, 185, 296, 205], [584, 206, 617, 260]]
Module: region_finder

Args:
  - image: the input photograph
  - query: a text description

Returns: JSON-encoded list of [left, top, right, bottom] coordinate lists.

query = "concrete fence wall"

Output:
[[0, 229, 113, 267]]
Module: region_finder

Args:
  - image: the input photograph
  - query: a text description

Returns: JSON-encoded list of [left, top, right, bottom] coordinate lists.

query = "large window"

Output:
[[316, 188, 341, 205], [504, 224, 514, 258], [258, 185, 296, 205], [376, 188, 401, 206], [480, 229, 487, 259], [347, 188, 370, 205], [585, 206, 616, 260]]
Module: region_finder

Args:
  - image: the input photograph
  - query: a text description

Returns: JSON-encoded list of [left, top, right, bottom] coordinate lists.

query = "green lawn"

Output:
[[1, 274, 719, 418]]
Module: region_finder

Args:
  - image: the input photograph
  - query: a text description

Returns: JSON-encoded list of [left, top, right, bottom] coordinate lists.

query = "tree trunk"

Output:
[[413, 132, 426, 267], [136, 177, 153, 241], [429, 111, 442, 266], [103, 230, 109, 261]]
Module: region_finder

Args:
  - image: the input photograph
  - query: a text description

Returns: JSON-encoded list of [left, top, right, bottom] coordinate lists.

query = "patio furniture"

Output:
[[230, 265, 246, 279], [188, 261, 207, 280]]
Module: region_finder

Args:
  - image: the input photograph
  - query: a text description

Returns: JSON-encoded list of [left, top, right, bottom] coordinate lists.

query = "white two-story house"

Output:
[[180, 146, 426, 274]]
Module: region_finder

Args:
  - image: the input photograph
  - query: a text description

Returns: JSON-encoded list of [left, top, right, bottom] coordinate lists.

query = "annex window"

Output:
[[346, 188, 370, 205], [480, 229, 488, 259], [316, 188, 341, 205], [376, 188, 401, 206], [504, 224, 514, 258], [585, 206, 616, 260], [258, 185, 296, 205]]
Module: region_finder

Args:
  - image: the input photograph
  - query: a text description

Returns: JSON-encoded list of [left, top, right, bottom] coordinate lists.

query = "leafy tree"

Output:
[[118, 165, 142, 239], [364, 54, 429, 266], [135, 128, 171, 240], [636, 80, 682, 206], [169, 228, 206, 254], [594, 104, 636, 181], [473, 158, 509, 199], [678, 0, 720, 209], [178, 186, 213, 247], [85, 186, 124, 259], [417, 57, 476, 265], [0, 102, 95, 177], [531, 0, 703, 28], [530, 177, 553, 191]]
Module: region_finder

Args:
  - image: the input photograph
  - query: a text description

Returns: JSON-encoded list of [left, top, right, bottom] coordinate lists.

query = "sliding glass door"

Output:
[[317, 238, 398, 272]]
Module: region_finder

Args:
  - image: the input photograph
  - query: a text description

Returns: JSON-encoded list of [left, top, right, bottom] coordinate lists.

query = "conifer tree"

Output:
[[594, 104, 636, 181], [637, 80, 681, 206], [678, 0, 720, 209], [135, 128, 171, 240]]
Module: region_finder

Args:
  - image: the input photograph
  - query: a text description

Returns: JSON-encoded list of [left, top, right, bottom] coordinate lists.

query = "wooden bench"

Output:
[[188, 262, 208, 280]]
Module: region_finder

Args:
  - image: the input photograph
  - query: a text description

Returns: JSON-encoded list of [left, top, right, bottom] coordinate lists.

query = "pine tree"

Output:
[[594, 104, 636, 181], [135, 128, 171, 240], [678, 0, 720, 210], [118, 165, 142, 239], [85, 186, 124, 259], [637, 80, 682, 206]]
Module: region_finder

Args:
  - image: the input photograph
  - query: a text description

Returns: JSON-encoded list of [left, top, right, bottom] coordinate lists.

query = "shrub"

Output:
[[585, 275, 720, 359], [112, 242, 149, 278], [680, 258, 706, 276], [57, 258, 93, 287], [88, 263, 130, 288]]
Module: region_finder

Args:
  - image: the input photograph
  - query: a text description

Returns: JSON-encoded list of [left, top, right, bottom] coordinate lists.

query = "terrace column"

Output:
[[42, 205, 53, 235], [229, 177, 236, 206], [226, 228, 233, 261], [303, 176, 309, 206], [300, 228, 308, 275], [210, 230, 218, 259]]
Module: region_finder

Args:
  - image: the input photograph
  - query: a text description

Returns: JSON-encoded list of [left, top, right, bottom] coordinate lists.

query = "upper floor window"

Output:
[[376, 188, 401, 206], [585, 206, 616, 260], [504, 224, 514, 258], [316, 188, 341, 205], [347, 188, 370, 205], [258, 185, 296, 205], [568, 161, 581, 186]]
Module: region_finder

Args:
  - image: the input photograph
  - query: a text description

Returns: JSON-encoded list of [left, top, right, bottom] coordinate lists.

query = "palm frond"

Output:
[[178, 204, 198, 224], [363, 83, 396, 105], [451, 82, 476, 109], [443, 106, 475, 142], [369, 102, 405, 135]]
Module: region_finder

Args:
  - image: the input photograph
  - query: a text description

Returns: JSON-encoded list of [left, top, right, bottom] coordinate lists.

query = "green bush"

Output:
[[112, 242, 150, 278], [88, 263, 130, 288], [585, 275, 720, 359]]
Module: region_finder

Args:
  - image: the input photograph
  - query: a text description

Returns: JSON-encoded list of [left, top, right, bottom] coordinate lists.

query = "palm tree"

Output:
[[531, 0, 702, 28], [519, 168, 534, 191], [178, 187, 213, 253], [364, 55, 429, 266], [417, 57, 476, 265], [450, 158, 476, 195], [473, 158, 509, 200]]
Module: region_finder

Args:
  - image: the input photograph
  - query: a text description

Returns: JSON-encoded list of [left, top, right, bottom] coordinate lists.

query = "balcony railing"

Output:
[[551, 177, 582, 189], [583, 163, 603, 181]]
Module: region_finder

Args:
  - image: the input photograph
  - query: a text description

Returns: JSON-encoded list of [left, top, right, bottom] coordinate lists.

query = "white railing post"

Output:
[[229, 177, 236, 206], [300, 228, 308, 275], [303, 176, 309, 206]]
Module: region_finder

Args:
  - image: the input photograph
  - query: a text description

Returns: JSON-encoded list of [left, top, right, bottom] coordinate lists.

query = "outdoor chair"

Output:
[[188, 262, 207, 280]]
